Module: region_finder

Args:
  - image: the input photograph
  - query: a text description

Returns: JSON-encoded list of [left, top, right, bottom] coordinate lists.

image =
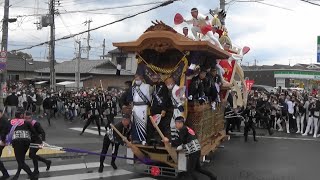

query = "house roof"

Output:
[[108, 48, 124, 54], [243, 63, 320, 71], [36, 59, 134, 76], [6, 53, 50, 72]]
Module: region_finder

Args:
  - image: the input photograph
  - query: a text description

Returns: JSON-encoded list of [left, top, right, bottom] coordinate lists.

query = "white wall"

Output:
[[111, 52, 137, 74]]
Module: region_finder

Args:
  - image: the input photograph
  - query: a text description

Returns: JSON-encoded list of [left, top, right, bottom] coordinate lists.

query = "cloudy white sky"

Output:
[[1, 0, 320, 65]]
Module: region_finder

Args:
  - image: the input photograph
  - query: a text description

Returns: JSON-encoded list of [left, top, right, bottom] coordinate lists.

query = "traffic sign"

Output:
[[0, 51, 7, 59], [0, 51, 7, 62], [0, 63, 6, 73]]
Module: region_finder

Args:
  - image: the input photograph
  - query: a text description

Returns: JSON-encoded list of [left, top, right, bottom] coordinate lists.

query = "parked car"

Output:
[[251, 85, 277, 94]]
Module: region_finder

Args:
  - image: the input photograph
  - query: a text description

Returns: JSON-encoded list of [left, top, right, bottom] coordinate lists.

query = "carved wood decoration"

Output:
[[140, 39, 174, 53], [144, 20, 177, 34], [113, 21, 230, 60]]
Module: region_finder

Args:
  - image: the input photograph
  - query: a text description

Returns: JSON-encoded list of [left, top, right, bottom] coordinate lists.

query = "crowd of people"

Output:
[[4, 86, 124, 126], [225, 89, 320, 141]]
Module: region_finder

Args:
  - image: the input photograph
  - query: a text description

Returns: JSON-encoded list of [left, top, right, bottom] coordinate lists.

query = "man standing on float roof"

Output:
[[184, 8, 223, 49]]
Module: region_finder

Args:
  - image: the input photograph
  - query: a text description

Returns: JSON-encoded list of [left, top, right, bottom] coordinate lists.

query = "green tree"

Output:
[[15, 51, 33, 60]]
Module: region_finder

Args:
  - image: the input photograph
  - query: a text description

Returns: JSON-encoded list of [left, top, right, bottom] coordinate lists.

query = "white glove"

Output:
[[177, 145, 183, 151], [188, 95, 193, 101]]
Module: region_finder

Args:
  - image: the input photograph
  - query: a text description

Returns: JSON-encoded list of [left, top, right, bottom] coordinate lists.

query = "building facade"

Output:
[[243, 63, 320, 90], [103, 48, 137, 74], [36, 59, 134, 89], [6, 53, 49, 85]]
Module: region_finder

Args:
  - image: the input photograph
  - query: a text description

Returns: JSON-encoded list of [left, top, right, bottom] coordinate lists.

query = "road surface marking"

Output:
[[70, 127, 106, 136], [92, 127, 106, 130], [8, 162, 110, 175], [39, 169, 132, 180]]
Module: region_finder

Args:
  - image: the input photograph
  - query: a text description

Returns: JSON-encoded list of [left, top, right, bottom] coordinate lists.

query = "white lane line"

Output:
[[39, 169, 132, 180], [92, 127, 106, 130], [231, 133, 320, 141], [70, 127, 106, 136], [130, 178, 157, 180], [8, 162, 109, 175]]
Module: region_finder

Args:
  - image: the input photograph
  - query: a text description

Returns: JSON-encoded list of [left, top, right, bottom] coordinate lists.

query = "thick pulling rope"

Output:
[[29, 143, 153, 164]]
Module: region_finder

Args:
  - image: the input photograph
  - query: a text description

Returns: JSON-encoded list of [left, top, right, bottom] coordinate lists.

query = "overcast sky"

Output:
[[2, 0, 320, 65]]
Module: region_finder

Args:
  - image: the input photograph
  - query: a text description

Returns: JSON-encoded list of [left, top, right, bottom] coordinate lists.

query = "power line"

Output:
[[61, 0, 106, 7], [10, 1, 165, 18], [255, 1, 294, 11], [11, 0, 179, 52], [301, 0, 320, 6], [59, 1, 165, 14], [10, 6, 48, 10], [10, 0, 26, 6]]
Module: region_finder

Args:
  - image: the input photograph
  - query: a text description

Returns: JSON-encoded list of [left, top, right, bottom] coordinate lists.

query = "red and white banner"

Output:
[[219, 59, 236, 100], [245, 80, 254, 91], [219, 59, 236, 83]]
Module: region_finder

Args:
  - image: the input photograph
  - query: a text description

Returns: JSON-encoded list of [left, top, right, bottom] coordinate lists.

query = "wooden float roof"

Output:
[[113, 21, 230, 59]]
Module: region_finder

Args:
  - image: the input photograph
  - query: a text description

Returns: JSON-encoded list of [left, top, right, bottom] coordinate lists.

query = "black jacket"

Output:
[[102, 100, 117, 116], [189, 76, 206, 100], [150, 82, 170, 115], [31, 121, 46, 143], [119, 88, 133, 107], [0, 116, 9, 142], [109, 121, 131, 145], [36, 94, 43, 106], [172, 125, 198, 147], [43, 97, 52, 110], [7, 119, 41, 143], [5, 94, 18, 106]]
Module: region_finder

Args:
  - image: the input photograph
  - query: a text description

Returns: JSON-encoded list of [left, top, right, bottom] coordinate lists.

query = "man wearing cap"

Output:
[[149, 74, 171, 145], [99, 114, 131, 172], [130, 75, 151, 145], [184, 8, 223, 49], [164, 116, 217, 180]]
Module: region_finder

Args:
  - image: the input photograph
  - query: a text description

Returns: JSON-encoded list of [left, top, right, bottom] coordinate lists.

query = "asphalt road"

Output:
[[3, 116, 320, 180]]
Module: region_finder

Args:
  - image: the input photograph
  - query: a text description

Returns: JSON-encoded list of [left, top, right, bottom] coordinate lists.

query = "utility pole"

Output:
[[102, 39, 105, 59], [0, 0, 9, 109], [84, 19, 92, 60], [220, 0, 226, 25], [49, 0, 56, 90], [75, 41, 81, 90]]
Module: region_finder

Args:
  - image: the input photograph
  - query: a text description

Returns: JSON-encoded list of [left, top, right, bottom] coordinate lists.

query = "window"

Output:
[[8, 74, 19, 81], [116, 56, 127, 70]]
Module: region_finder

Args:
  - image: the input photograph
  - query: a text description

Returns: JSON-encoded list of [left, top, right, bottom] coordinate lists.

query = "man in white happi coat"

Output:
[[182, 27, 194, 40], [165, 77, 186, 141], [184, 8, 223, 49], [131, 75, 151, 145]]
